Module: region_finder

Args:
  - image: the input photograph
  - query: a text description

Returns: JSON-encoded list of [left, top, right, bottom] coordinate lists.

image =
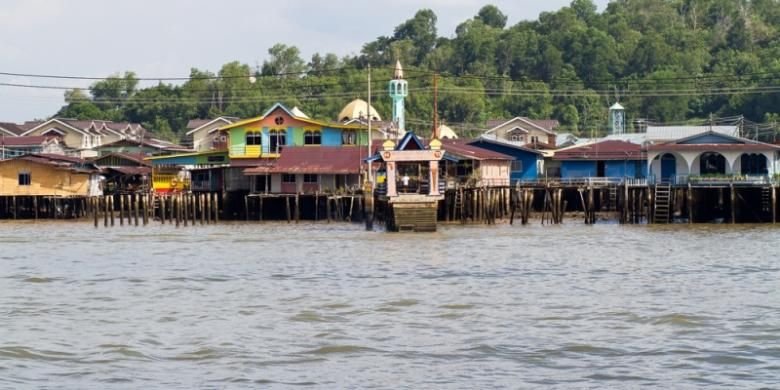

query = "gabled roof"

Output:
[[0, 122, 26, 136], [21, 118, 88, 136], [647, 131, 780, 152], [553, 140, 645, 161], [485, 117, 559, 134], [185, 117, 237, 135], [396, 131, 426, 151], [243, 146, 366, 175], [91, 152, 150, 167], [440, 139, 513, 161]]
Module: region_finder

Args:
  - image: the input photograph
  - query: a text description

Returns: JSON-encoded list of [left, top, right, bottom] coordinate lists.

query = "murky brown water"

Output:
[[1, 221, 779, 388]]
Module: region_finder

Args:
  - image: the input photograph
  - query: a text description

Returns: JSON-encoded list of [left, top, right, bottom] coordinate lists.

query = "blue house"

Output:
[[466, 138, 543, 182], [553, 140, 646, 179]]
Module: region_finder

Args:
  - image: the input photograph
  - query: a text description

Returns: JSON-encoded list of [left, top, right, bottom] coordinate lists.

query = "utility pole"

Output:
[[432, 72, 439, 139], [367, 64, 373, 185]]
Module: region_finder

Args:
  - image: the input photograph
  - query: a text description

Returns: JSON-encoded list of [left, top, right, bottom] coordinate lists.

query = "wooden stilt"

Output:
[[133, 194, 139, 226], [294, 193, 300, 223], [93, 198, 98, 228], [285, 196, 291, 223], [109, 196, 115, 226], [33, 196, 38, 221], [730, 184, 736, 224], [142, 194, 148, 226], [773, 186, 777, 224], [212, 192, 219, 223]]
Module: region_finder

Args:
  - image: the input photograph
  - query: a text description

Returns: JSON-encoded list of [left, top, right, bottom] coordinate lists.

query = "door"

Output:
[[661, 154, 676, 181], [596, 161, 606, 177]]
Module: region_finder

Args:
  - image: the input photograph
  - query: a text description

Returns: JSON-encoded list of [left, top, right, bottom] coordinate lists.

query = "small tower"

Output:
[[389, 60, 408, 138], [609, 102, 625, 135]]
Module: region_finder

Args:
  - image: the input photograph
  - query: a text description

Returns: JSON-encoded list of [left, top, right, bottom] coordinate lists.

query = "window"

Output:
[[270, 130, 286, 153], [531, 136, 539, 144], [342, 130, 357, 145], [303, 174, 318, 183], [246, 131, 262, 145], [511, 160, 523, 172], [282, 174, 296, 183], [304, 130, 321, 145], [18, 172, 31, 186]]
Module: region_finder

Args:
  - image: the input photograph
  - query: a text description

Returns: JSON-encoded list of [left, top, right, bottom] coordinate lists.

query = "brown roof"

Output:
[[441, 139, 513, 160], [3, 153, 95, 172], [0, 135, 52, 146], [553, 140, 645, 160], [186, 119, 212, 129], [91, 152, 150, 166], [0, 122, 27, 136], [244, 146, 366, 175]]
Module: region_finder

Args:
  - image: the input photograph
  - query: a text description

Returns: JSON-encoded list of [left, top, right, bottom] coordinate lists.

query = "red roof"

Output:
[[441, 139, 513, 160], [553, 140, 645, 160], [244, 146, 367, 175]]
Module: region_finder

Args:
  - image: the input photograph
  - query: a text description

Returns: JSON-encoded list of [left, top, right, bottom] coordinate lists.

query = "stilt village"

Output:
[[2, 61, 780, 232]]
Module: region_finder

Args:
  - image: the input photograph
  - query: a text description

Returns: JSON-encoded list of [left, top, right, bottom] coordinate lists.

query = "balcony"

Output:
[[230, 145, 261, 158]]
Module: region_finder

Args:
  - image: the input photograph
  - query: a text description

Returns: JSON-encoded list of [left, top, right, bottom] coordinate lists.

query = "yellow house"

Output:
[[0, 154, 100, 196]]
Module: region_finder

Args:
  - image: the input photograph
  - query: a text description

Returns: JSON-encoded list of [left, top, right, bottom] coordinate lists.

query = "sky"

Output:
[[0, 0, 609, 123]]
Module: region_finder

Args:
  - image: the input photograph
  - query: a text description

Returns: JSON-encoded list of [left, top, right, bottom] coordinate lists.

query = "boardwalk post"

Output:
[[773, 185, 777, 224], [730, 183, 736, 224], [133, 194, 139, 226], [142, 194, 149, 226], [244, 195, 249, 221], [294, 193, 300, 223], [212, 192, 219, 223], [109, 196, 115, 226], [285, 196, 291, 223], [119, 195, 124, 226], [93, 197, 98, 228]]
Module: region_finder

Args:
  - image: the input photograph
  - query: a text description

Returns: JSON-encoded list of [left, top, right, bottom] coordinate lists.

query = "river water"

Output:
[[1, 221, 778, 389]]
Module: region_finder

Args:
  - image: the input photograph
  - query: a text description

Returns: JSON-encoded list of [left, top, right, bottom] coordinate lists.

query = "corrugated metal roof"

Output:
[[244, 146, 366, 175], [553, 140, 646, 160], [0, 135, 51, 146], [645, 125, 738, 140], [441, 139, 513, 160]]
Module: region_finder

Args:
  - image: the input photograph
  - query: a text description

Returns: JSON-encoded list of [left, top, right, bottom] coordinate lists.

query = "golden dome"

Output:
[[338, 99, 381, 122]]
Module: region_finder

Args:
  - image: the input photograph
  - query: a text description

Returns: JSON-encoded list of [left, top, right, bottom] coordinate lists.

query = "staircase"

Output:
[[761, 187, 771, 213], [653, 183, 672, 223], [608, 185, 618, 211], [454, 188, 464, 221]]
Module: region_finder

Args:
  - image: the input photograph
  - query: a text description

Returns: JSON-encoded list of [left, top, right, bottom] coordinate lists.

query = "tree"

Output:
[[476, 5, 508, 29], [393, 9, 438, 65], [261, 43, 306, 76]]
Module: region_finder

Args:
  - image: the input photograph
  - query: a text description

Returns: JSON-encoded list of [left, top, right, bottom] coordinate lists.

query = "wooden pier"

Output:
[[1, 177, 777, 227]]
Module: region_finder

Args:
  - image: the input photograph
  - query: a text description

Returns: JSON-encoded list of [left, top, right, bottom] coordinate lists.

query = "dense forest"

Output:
[[55, 0, 780, 141]]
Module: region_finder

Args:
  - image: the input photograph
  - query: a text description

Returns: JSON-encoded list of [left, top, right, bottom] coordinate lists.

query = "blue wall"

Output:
[[561, 160, 645, 178], [321, 128, 342, 146], [467, 141, 541, 181], [561, 161, 597, 178]]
